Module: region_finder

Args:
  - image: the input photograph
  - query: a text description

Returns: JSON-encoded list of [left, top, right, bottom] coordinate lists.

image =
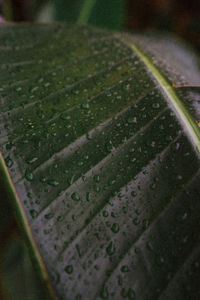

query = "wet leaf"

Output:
[[0, 23, 200, 299]]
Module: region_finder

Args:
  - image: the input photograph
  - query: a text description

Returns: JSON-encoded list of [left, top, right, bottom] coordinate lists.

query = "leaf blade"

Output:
[[0, 23, 200, 299]]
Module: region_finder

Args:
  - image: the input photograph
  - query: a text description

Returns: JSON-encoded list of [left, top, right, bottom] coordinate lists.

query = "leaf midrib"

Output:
[[127, 42, 200, 153]]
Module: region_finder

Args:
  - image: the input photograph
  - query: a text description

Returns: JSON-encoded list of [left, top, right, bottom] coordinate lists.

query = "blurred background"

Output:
[[0, 0, 199, 299], [0, 0, 200, 51]]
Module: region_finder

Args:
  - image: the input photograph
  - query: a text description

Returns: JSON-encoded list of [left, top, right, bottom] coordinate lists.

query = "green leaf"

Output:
[[1, 238, 47, 300], [0, 23, 200, 299]]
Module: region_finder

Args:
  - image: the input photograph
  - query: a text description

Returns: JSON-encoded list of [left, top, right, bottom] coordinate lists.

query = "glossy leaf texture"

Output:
[[0, 23, 200, 300]]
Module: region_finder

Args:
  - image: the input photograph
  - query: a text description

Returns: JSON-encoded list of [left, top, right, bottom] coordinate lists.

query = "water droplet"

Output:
[[60, 113, 70, 120], [100, 286, 109, 299], [142, 219, 149, 229], [121, 265, 129, 272], [103, 210, 108, 217], [27, 157, 38, 164], [25, 169, 34, 181], [135, 247, 140, 253], [131, 191, 137, 197], [108, 179, 116, 186], [150, 183, 156, 190], [30, 209, 38, 219], [127, 288, 136, 299], [118, 275, 123, 286], [72, 214, 76, 221], [76, 244, 83, 258], [156, 255, 164, 266], [86, 192, 91, 202], [44, 82, 50, 87], [5, 156, 13, 168], [105, 141, 113, 152], [52, 271, 60, 284], [127, 117, 137, 124], [47, 180, 59, 187], [122, 206, 127, 214], [71, 192, 80, 201], [93, 185, 100, 193], [68, 175, 75, 185], [75, 294, 82, 300], [64, 265, 73, 274], [121, 288, 127, 298], [44, 212, 53, 220], [106, 241, 116, 256], [152, 103, 160, 109], [16, 86, 22, 92], [6, 142, 14, 150], [57, 215, 63, 222], [81, 103, 89, 109], [94, 175, 100, 183], [111, 223, 119, 233], [133, 218, 140, 225], [86, 132, 92, 140]]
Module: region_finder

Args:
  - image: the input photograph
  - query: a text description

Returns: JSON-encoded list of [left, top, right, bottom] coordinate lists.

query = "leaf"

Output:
[[0, 23, 200, 299], [1, 237, 47, 300], [38, 0, 125, 30]]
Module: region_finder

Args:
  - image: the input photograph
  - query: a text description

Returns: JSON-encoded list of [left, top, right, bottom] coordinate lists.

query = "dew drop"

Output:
[[106, 241, 116, 256], [105, 141, 113, 153], [60, 113, 70, 120], [133, 218, 140, 225], [71, 192, 80, 201], [131, 191, 137, 197], [142, 219, 149, 229], [127, 117, 137, 124], [52, 271, 60, 284], [47, 180, 59, 187], [75, 294, 82, 300], [127, 288, 136, 299], [25, 169, 34, 181], [94, 175, 100, 183], [100, 286, 109, 299], [81, 103, 89, 109], [6, 142, 14, 150], [86, 192, 91, 202], [68, 176, 74, 185], [44, 212, 53, 220], [111, 223, 119, 233], [121, 288, 127, 298], [121, 265, 129, 272], [5, 156, 13, 168], [152, 103, 160, 109], [64, 265, 73, 274], [76, 244, 83, 258], [57, 215, 63, 222], [27, 157, 38, 164], [150, 183, 156, 190], [30, 209, 38, 219], [122, 206, 127, 214], [102, 210, 108, 217]]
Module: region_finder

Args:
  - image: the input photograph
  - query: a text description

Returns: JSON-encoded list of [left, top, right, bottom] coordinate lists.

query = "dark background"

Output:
[[1, 0, 200, 51]]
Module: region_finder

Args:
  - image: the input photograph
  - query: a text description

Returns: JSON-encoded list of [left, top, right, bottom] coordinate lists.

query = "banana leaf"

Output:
[[0, 23, 200, 299]]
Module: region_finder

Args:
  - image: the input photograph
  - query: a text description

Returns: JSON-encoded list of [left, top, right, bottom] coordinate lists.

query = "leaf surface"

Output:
[[0, 23, 200, 299]]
